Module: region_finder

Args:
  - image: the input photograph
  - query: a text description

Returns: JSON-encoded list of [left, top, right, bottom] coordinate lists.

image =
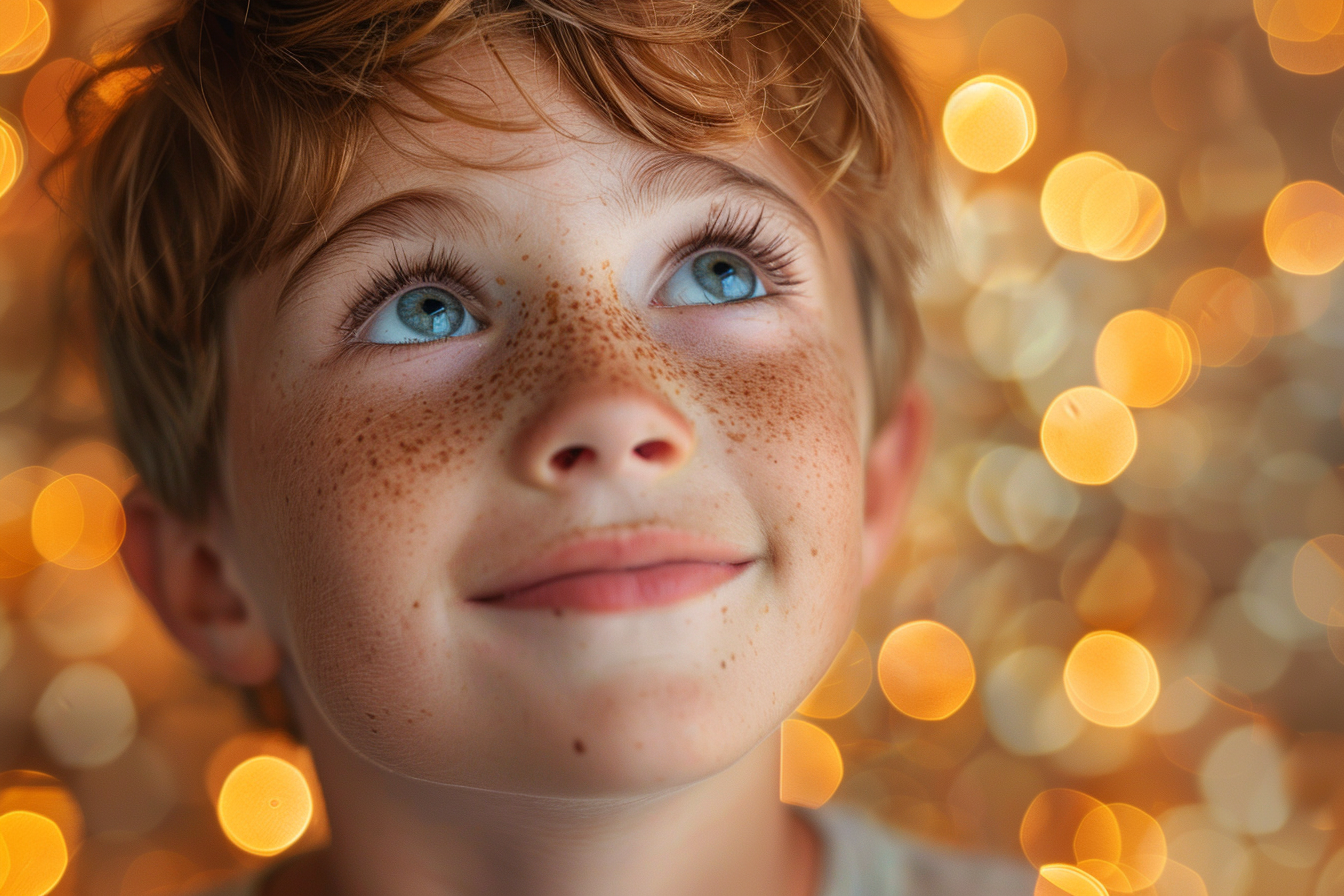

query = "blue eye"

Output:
[[365, 286, 483, 344], [662, 250, 766, 306]]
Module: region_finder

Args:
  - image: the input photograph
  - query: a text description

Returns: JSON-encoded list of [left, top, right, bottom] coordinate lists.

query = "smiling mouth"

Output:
[[471, 560, 754, 612]]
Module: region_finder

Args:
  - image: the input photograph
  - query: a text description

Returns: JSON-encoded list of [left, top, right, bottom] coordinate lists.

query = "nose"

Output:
[[514, 386, 695, 489]]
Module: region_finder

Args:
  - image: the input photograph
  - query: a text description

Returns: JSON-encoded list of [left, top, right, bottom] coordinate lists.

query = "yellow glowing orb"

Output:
[[30, 474, 125, 569], [0, 0, 49, 75], [0, 114, 21, 199], [1293, 534, 1344, 624], [1041, 153, 1126, 253], [1255, 0, 1344, 40], [885, 0, 965, 19], [1073, 802, 1168, 891], [1089, 172, 1166, 261], [797, 630, 872, 719], [1035, 863, 1109, 896], [1040, 387, 1137, 485], [779, 719, 843, 809], [1063, 631, 1160, 727], [0, 811, 68, 896], [216, 756, 313, 857], [1168, 268, 1274, 367], [877, 620, 975, 721], [0, 466, 61, 577], [1268, 31, 1344, 74], [1021, 789, 1108, 869], [1264, 180, 1344, 275], [1094, 310, 1196, 408], [942, 75, 1036, 173]]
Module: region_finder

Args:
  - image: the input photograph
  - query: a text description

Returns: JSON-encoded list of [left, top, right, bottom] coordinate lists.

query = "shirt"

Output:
[[196, 804, 1037, 895]]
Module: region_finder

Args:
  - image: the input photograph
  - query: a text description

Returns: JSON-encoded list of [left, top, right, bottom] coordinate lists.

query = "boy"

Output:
[[64, 0, 1035, 892]]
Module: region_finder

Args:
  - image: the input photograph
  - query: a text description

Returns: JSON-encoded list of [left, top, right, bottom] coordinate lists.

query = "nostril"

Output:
[[632, 439, 676, 463], [551, 446, 591, 471]]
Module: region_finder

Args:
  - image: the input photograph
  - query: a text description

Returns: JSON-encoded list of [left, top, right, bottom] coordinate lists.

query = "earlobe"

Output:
[[120, 486, 281, 686], [859, 385, 932, 590]]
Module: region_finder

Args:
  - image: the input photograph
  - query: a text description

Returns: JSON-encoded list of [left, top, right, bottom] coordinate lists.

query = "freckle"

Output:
[[721, 660, 727, 669], [573, 739, 586, 754], [495, 276, 507, 286], [721, 606, 728, 614], [521, 254, 529, 261], [811, 548, 818, 556], [413, 601, 421, 608]]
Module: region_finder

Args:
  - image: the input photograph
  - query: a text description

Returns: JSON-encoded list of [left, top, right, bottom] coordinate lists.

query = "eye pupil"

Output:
[[692, 251, 757, 302], [397, 287, 464, 338]]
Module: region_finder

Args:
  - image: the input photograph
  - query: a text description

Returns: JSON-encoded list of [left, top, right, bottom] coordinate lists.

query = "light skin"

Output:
[[118, 40, 929, 896]]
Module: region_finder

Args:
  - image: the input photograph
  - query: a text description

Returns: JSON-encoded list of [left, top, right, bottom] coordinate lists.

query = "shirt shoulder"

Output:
[[804, 804, 1038, 896]]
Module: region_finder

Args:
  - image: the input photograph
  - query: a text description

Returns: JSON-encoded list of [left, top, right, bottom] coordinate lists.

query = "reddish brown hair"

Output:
[[62, 0, 935, 520]]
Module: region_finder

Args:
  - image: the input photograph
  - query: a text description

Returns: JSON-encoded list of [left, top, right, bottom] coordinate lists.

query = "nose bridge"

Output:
[[509, 278, 695, 489]]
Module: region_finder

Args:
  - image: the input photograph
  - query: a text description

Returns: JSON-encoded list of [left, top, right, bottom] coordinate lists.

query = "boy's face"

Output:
[[211, 43, 904, 795]]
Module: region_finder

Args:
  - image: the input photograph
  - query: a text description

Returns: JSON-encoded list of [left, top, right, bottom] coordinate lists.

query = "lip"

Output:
[[469, 528, 756, 612]]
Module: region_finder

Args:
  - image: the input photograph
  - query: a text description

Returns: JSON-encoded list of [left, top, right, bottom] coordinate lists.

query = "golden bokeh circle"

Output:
[[885, 0, 965, 19], [215, 756, 314, 857], [1094, 310, 1195, 408], [0, 0, 49, 75], [1063, 631, 1160, 727], [1263, 180, 1344, 275], [0, 810, 67, 896], [30, 474, 125, 569], [779, 719, 843, 809], [1039, 387, 1137, 485], [942, 75, 1036, 173], [1035, 863, 1108, 896], [877, 620, 976, 721], [1293, 534, 1344, 625], [1168, 268, 1274, 367], [1041, 153, 1127, 253], [1021, 788, 1107, 869]]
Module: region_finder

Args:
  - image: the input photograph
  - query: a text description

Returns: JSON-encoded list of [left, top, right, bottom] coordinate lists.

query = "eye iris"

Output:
[[692, 251, 756, 301], [397, 287, 464, 337]]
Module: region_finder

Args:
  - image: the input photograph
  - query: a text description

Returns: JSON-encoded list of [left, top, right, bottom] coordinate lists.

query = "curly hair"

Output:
[[58, 0, 936, 520]]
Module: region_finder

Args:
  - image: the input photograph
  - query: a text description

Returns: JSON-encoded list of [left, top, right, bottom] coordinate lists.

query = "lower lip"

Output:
[[478, 561, 753, 612]]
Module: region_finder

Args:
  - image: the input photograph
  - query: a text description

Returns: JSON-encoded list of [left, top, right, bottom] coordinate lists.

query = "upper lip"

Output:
[[469, 526, 756, 601]]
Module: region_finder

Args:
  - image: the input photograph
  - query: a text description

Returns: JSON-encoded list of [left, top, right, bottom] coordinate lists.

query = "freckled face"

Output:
[[218, 49, 876, 795]]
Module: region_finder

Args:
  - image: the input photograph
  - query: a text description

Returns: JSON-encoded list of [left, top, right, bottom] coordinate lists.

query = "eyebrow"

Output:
[[619, 152, 824, 245], [274, 190, 498, 316], [271, 152, 822, 315]]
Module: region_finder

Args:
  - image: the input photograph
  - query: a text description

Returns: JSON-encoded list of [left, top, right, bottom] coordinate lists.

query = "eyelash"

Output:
[[339, 205, 804, 345]]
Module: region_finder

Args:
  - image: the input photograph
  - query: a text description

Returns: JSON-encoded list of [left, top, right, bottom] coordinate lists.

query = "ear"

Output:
[[859, 385, 932, 590], [119, 485, 281, 686]]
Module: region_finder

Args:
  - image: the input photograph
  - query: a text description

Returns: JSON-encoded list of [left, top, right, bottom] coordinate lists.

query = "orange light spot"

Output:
[[1041, 153, 1127, 253], [779, 719, 843, 809], [0, 467, 60, 577], [943, 75, 1036, 173], [1094, 310, 1196, 408], [0, 0, 28, 56], [1035, 863, 1108, 896], [1090, 173, 1166, 261], [885, 0, 965, 19], [0, 0, 48, 74], [0, 811, 67, 896], [1255, 0, 1344, 39], [30, 475, 124, 569], [978, 14, 1068, 98], [797, 630, 872, 719], [1063, 632, 1160, 727], [1264, 181, 1344, 274], [1268, 31, 1344, 73], [1294, 534, 1344, 624], [1021, 789, 1107, 868], [1040, 387, 1137, 485], [1074, 803, 1168, 891], [877, 620, 975, 720], [216, 756, 313, 857], [47, 441, 135, 496], [20, 58, 93, 154], [0, 113, 21, 199], [1168, 268, 1274, 367]]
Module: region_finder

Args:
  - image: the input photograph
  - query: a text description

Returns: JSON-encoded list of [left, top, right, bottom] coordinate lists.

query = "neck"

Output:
[[273, 686, 821, 896]]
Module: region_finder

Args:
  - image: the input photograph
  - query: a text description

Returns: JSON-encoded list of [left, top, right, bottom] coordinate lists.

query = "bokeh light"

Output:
[[0, 810, 67, 896], [877, 620, 975, 721], [942, 75, 1035, 173], [1168, 268, 1274, 367], [215, 756, 313, 857], [1094, 310, 1197, 408], [1263, 180, 1344, 275], [796, 630, 872, 719], [1062, 631, 1160, 727], [1040, 387, 1138, 485], [977, 14, 1067, 98], [1034, 863, 1108, 896], [884, 0, 964, 19], [1040, 154, 1166, 261], [779, 719, 843, 809], [0, 0, 50, 75], [1293, 534, 1344, 624]]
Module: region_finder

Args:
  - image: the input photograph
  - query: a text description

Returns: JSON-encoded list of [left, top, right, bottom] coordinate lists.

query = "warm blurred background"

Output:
[[0, 0, 1341, 893]]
